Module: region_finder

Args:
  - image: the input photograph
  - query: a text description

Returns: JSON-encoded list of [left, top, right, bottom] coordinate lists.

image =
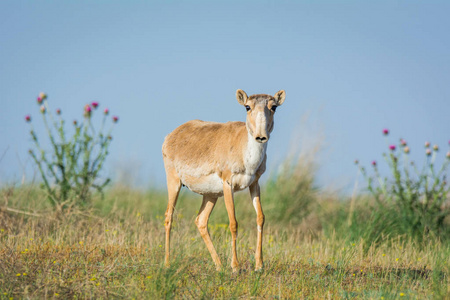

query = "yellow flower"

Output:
[[55, 293, 59, 296], [396, 258, 399, 261], [22, 273, 27, 276], [219, 286, 224, 291], [159, 245, 162, 248], [147, 276, 152, 279], [105, 229, 109, 232], [352, 243, 355, 246], [16, 273, 21, 276], [79, 241, 84, 245], [382, 253, 385, 256], [400, 293, 405, 296], [352, 273, 355, 277]]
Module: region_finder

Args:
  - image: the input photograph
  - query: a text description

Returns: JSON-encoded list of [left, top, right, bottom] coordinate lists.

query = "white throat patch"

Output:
[[244, 132, 267, 174]]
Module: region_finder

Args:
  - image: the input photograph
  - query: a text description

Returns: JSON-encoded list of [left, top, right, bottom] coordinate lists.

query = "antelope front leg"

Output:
[[223, 181, 239, 272], [250, 182, 265, 271]]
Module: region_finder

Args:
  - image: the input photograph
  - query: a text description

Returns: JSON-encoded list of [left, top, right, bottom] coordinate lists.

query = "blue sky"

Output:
[[1, 1, 449, 192]]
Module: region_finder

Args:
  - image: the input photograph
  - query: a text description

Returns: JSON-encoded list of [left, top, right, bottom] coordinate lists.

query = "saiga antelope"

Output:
[[162, 89, 286, 272]]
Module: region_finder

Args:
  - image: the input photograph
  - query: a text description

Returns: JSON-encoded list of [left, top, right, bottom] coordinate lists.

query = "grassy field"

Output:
[[1, 181, 449, 300]]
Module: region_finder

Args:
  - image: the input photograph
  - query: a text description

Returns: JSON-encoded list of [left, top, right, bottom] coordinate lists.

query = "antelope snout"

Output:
[[255, 136, 268, 143]]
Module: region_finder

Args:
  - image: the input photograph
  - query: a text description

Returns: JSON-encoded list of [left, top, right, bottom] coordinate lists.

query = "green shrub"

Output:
[[25, 93, 119, 211], [263, 153, 318, 225], [356, 129, 450, 241]]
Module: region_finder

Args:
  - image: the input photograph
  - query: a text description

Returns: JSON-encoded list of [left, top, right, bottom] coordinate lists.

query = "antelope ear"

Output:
[[274, 90, 286, 106], [236, 89, 248, 106]]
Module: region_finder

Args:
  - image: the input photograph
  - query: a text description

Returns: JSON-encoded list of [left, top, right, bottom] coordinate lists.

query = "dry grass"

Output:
[[0, 185, 449, 299]]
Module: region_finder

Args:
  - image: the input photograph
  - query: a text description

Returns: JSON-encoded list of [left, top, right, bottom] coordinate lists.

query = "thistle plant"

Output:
[[26, 93, 119, 210], [356, 129, 450, 239]]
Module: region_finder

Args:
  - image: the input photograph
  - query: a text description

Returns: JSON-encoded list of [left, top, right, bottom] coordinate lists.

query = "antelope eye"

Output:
[[245, 105, 251, 111], [271, 105, 277, 112]]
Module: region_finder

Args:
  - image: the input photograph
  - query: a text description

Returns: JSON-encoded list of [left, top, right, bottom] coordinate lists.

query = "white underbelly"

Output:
[[180, 172, 256, 195], [181, 173, 224, 195], [232, 173, 256, 191]]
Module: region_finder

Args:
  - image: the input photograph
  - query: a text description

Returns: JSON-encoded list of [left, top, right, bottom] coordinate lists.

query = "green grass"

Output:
[[0, 184, 449, 299]]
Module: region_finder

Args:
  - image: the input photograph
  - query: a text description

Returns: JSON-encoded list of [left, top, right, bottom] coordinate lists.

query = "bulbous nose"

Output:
[[255, 136, 267, 143]]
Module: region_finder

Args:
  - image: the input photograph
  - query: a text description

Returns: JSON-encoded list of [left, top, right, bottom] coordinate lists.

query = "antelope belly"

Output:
[[232, 173, 256, 191], [181, 173, 224, 195]]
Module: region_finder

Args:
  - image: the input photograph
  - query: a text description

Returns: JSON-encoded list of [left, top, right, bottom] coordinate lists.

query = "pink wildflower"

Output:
[[446, 151, 450, 159], [426, 149, 432, 156], [389, 145, 396, 151], [425, 141, 430, 148], [104, 108, 109, 115], [371, 160, 377, 166], [84, 104, 92, 117], [56, 108, 61, 115], [39, 92, 47, 100], [25, 115, 31, 122], [433, 145, 439, 151], [400, 139, 407, 146], [404, 146, 410, 154], [91, 102, 99, 109], [112, 116, 119, 123], [382, 129, 389, 135], [37, 97, 43, 104], [40, 105, 46, 114]]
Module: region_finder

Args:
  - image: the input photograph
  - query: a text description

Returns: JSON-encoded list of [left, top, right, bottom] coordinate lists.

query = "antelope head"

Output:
[[236, 89, 286, 143]]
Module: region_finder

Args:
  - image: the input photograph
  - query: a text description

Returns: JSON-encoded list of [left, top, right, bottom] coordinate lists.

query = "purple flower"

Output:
[[400, 139, 407, 146], [383, 129, 389, 135], [84, 104, 92, 117], [104, 108, 109, 115], [37, 97, 43, 104], [371, 160, 377, 166], [25, 115, 31, 122], [112, 116, 119, 123], [56, 108, 61, 115], [389, 145, 396, 151], [91, 102, 99, 109]]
